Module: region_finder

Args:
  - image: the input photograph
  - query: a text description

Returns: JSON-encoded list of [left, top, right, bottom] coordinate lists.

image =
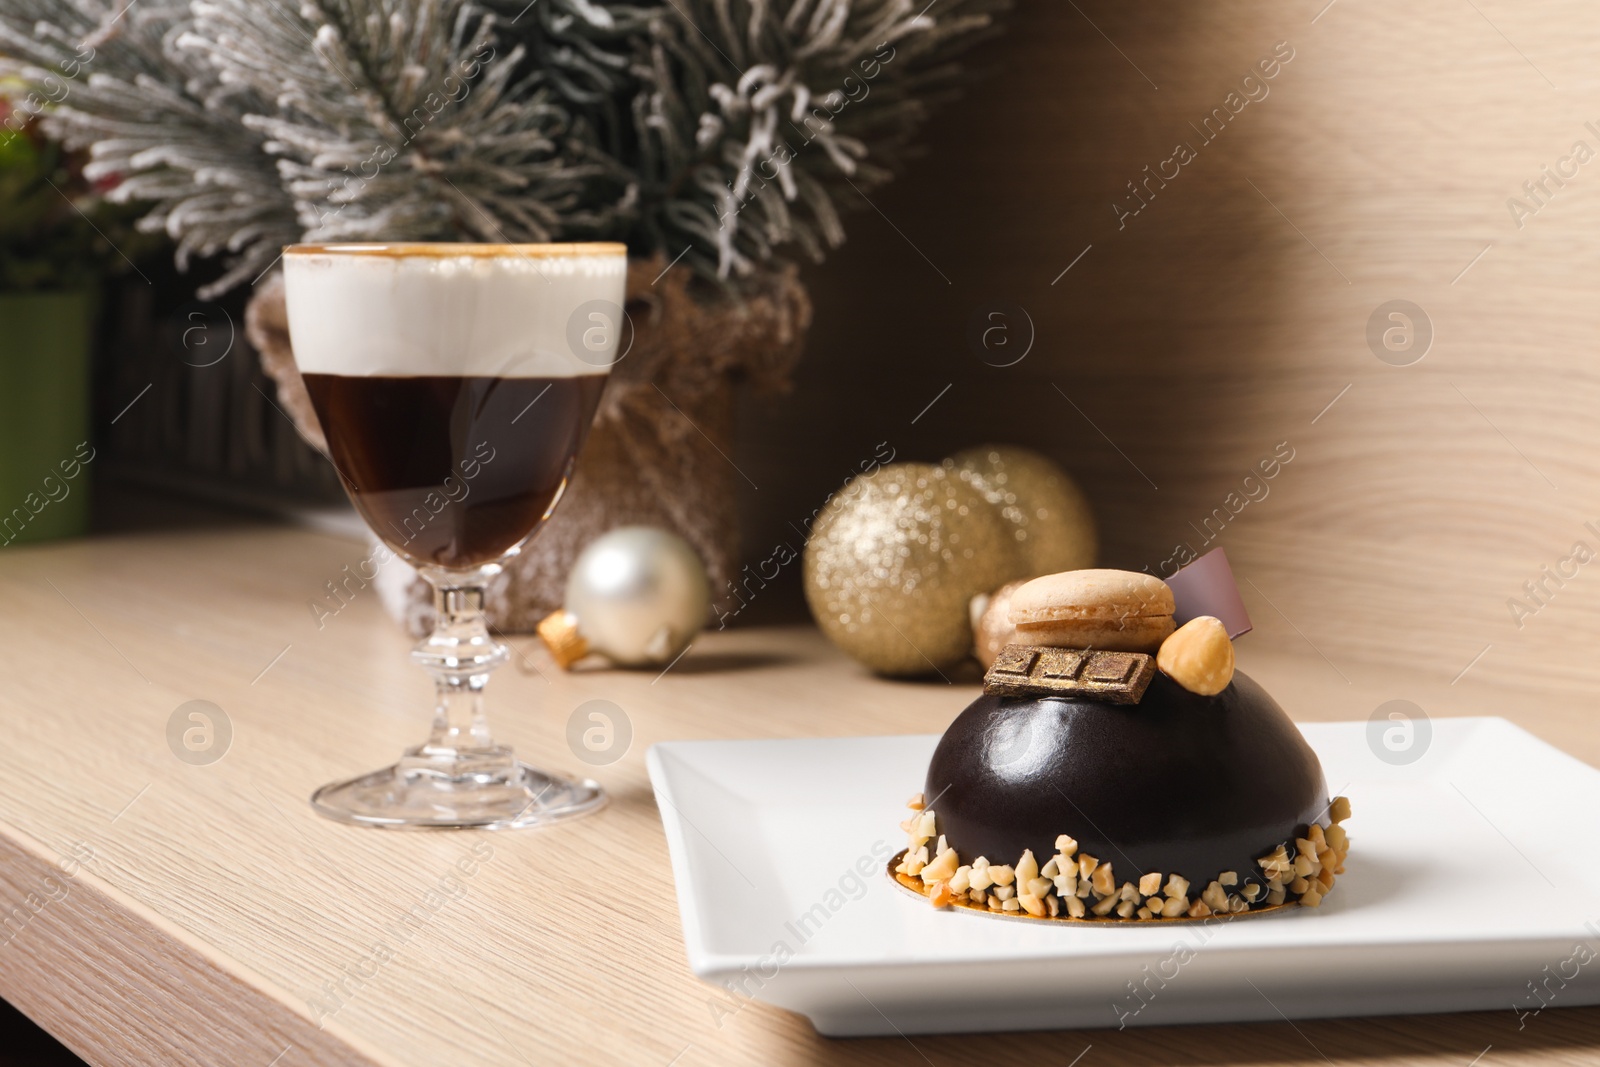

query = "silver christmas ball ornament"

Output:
[[544, 527, 712, 668]]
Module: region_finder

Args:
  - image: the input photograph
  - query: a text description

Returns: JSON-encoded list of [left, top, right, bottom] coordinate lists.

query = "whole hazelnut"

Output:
[[1156, 616, 1235, 696]]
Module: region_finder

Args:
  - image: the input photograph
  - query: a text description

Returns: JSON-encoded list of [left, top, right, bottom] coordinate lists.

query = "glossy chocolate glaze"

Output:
[[925, 670, 1328, 891]]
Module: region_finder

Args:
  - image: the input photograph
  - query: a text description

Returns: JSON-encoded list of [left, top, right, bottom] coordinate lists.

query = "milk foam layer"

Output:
[[283, 246, 628, 378]]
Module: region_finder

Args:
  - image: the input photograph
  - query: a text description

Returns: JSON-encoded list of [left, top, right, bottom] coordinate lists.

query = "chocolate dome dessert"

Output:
[[893, 568, 1351, 922]]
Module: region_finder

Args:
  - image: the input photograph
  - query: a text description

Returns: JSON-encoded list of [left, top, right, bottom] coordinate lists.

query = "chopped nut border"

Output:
[[890, 795, 1352, 924]]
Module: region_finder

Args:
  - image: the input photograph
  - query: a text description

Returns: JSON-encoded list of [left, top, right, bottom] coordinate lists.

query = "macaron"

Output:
[[1008, 569, 1175, 653]]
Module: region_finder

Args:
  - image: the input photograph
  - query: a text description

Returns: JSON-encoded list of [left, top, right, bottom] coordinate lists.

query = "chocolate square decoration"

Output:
[[1083, 653, 1138, 685], [1038, 649, 1085, 680], [991, 646, 1039, 676], [983, 644, 1156, 704]]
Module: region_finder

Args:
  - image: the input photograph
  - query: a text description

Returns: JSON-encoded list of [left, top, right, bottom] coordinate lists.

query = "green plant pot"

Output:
[[0, 290, 94, 545]]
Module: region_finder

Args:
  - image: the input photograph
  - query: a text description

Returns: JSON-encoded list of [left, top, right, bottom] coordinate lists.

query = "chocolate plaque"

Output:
[[982, 644, 1155, 704], [1165, 546, 1253, 637]]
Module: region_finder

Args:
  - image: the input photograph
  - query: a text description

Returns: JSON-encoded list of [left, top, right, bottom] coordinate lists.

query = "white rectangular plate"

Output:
[[647, 718, 1600, 1035]]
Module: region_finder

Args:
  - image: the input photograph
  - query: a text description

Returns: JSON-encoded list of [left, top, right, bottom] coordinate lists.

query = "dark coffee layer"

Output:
[[925, 670, 1328, 888], [304, 373, 606, 569]]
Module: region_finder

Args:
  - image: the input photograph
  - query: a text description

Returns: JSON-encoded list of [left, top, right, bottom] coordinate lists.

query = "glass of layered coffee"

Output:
[[283, 242, 627, 829]]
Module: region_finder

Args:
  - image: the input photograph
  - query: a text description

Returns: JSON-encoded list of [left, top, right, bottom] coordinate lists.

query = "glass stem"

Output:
[[412, 567, 510, 759]]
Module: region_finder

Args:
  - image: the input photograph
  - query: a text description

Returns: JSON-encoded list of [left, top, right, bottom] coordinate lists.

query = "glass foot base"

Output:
[[311, 754, 607, 830]]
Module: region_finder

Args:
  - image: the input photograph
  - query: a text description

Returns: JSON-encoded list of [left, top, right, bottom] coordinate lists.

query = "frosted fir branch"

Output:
[[186, 0, 630, 246], [2, 0, 1004, 296], [621, 0, 1007, 280], [0, 0, 300, 295], [476, 0, 1006, 282]]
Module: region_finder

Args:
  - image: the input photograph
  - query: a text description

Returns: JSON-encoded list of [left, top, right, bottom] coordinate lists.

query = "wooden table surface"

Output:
[[0, 523, 1596, 1067]]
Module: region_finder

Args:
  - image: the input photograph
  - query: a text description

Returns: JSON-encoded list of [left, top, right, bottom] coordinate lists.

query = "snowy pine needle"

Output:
[[1, 0, 1004, 291]]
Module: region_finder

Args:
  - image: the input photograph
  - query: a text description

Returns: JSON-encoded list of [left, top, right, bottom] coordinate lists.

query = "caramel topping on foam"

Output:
[[285, 242, 629, 258], [282, 244, 627, 379]]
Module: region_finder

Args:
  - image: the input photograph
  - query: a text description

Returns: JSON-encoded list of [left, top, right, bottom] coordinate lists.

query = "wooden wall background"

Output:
[[732, 0, 1600, 705]]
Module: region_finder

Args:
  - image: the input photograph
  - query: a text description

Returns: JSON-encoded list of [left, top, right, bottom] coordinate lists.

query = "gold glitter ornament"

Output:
[[804, 463, 1020, 676], [944, 445, 1097, 576]]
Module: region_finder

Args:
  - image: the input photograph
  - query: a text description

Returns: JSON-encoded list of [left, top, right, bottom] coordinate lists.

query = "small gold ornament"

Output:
[[804, 463, 1019, 676], [535, 611, 590, 669], [969, 579, 1027, 670], [944, 445, 1097, 576]]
